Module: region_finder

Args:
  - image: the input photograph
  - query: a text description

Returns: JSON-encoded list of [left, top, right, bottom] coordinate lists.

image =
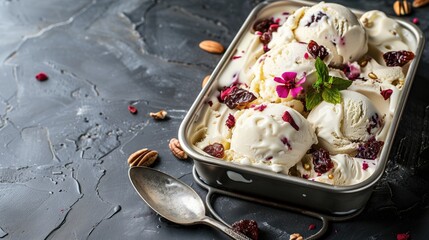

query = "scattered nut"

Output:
[[361, 18, 373, 28], [413, 0, 429, 8], [169, 138, 188, 160], [150, 110, 167, 120], [199, 40, 224, 54], [368, 72, 378, 80], [393, 0, 412, 16], [202, 75, 210, 88], [128, 148, 158, 167], [328, 174, 334, 179], [290, 233, 303, 240], [304, 163, 311, 171]]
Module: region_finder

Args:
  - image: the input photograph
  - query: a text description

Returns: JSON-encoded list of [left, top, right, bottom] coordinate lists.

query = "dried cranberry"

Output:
[[203, 143, 224, 158], [232, 219, 259, 240], [308, 224, 316, 230], [280, 137, 292, 150], [282, 111, 299, 131], [380, 89, 393, 100], [397, 233, 410, 240], [226, 114, 235, 129], [128, 105, 138, 114], [362, 162, 369, 170], [35, 72, 48, 81], [253, 18, 274, 33], [342, 63, 360, 80], [355, 137, 384, 160], [312, 148, 333, 174], [222, 87, 256, 109], [307, 40, 328, 60], [303, 174, 309, 179], [259, 31, 272, 45], [305, 11, 328, 27], [383, 51, 415, 67]]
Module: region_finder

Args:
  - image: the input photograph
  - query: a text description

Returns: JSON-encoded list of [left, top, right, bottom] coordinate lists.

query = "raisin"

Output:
[[253, 18, 274, 33], [307, 40, 328, 60], [383, 50, 415, 67], [356, 137, 384, 160], [203, 143, 224, 158], [312, 148, 333, 174], [232, 219, 259, 240], [223, 87, 256, 109]]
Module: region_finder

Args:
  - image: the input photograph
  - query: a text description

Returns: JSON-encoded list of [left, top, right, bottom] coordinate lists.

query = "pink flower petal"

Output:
[[276, 85, 289, 98], [290, 86, 303, 98], [282, 111, 299, 131], [274, 76, 286, 84], [282, 72, 297, 81], [296, 75, 306, 85]]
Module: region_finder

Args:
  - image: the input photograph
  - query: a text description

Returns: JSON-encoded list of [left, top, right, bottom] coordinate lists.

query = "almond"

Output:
[[199, 40, 224, 54], [128, 148, 158, 167], [169, 138, 188, 160], [413, 0, 429, 7], [202, 75, 210, 88]]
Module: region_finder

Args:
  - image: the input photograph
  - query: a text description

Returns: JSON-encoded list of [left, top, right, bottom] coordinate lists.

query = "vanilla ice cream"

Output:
[[285, 2, 367, 65], [307, 90, 382, 154], [227, 103, 317, 173]]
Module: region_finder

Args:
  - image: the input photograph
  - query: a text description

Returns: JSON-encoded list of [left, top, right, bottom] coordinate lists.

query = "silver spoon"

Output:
[[129, 166, 252, 240]]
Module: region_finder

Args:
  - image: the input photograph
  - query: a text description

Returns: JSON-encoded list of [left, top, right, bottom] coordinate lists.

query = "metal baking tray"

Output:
[[179, 0, 424, 215]]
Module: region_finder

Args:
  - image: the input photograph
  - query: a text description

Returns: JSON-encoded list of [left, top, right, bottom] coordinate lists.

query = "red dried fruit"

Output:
[[232, 219, 259, 240], [207, 100, 213, 107], [260, 31, 272, 45], [281, 137, 292, 150], [367, 113, 381, 134], [35, 72, 48, 81], [397, 232, 410, 240], [253, 18, 275, 33], [203, 143, 224, 158], [305, 11, 328, 27], [303, 174, 309, 179], [220, 85, 237, 101], [253, 104, 267, 112], [308, 224, 316, 230], [342, 63, 360, 80], [226, 114, 235, 129], [307, 40, 328, 60], [412, 17, 419, 24], [282, 111, 299, 131], [232, 55, 242, 60], [269, 24, 279, 31], [222, 86, 256, 109], [304, 52, 309, 59], [380, 89, 393, 100], [356, 137, 384, 160], [362, 162, 369, 170], [312, 148, 334, 174], [383, 50, 415, 67], [128, 105, 138, 114]]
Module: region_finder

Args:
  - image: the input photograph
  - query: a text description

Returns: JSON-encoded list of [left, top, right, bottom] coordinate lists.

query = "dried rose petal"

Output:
[[232, 219, 259, 240], [226, 114, 235, 129], [282, 111, 299, 131], [362, 162, 369, 170], [356, 137, 384, 160], [308, 224, 316, 230], [380, 89, 393, 100], [35, 72, 48, 81], [312, 148, 334, 174], [307, 40, 328, 60], [232, 55, 242, 60], [128, 105, 138, 114], [203, 143, 224, 158], [253, 104, 267, 112], [383, 51, 415, 67], [397, 232, 410, 240], [281, 137, 292, 150]]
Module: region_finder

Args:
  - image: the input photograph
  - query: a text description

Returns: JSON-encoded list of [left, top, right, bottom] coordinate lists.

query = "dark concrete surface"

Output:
[[0, 0, 428, 239]]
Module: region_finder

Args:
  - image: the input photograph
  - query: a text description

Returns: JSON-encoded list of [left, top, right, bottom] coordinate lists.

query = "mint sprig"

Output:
[[305, 58, 352, 110]]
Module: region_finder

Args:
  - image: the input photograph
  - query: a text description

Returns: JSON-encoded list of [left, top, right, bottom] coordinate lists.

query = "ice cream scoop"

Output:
[[286, 2, 368, 65], [307, 90, 382, 154], [228, 103, 317, 174]]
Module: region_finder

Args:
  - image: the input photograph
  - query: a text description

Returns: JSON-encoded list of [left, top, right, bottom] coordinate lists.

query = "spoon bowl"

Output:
[[129, 167, 251, 240]]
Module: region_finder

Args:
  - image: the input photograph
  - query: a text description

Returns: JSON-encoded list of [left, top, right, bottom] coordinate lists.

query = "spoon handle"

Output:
[[201, 216, 252, 240]]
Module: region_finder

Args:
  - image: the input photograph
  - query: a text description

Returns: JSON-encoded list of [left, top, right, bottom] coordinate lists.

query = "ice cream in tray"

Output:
[[179, 0, 424, 214]]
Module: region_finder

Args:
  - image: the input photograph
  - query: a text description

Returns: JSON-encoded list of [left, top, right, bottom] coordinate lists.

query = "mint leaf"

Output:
[[330, 76, 352, 90], [315, 57, 329, 83], [322, 87, 341, 104], [306, 88, 323, 110]]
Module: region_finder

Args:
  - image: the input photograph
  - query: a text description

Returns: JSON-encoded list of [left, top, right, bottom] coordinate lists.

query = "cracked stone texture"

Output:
[[0, 0, 428, 239]]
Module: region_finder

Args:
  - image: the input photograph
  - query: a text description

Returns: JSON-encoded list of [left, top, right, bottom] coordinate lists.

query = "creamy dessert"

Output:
[[191, 2, 415, 186]]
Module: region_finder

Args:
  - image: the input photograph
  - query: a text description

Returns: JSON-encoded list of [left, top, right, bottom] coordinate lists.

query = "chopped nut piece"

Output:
[[202, 75, 211, 88], [128, 148, 158, 167], [328, 174, 334, 179], [304, 163, 311, 171], [368, 72, 378, 79], [169, 138, 188, 160], [413, 0, 429, 8], [150, 110, 167, 120], [199, 40, 224, 54], [290, 233, 303, 240]]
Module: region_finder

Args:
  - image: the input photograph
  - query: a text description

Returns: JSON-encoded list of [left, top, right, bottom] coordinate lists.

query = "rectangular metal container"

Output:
[[179, 0, 425, 215]]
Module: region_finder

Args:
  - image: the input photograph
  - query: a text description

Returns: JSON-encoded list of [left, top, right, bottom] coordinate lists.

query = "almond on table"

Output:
[[199, 40, 224, 54]]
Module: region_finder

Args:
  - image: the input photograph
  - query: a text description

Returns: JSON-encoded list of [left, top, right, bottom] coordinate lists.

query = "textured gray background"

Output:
[[0, 0, 428, 239]]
